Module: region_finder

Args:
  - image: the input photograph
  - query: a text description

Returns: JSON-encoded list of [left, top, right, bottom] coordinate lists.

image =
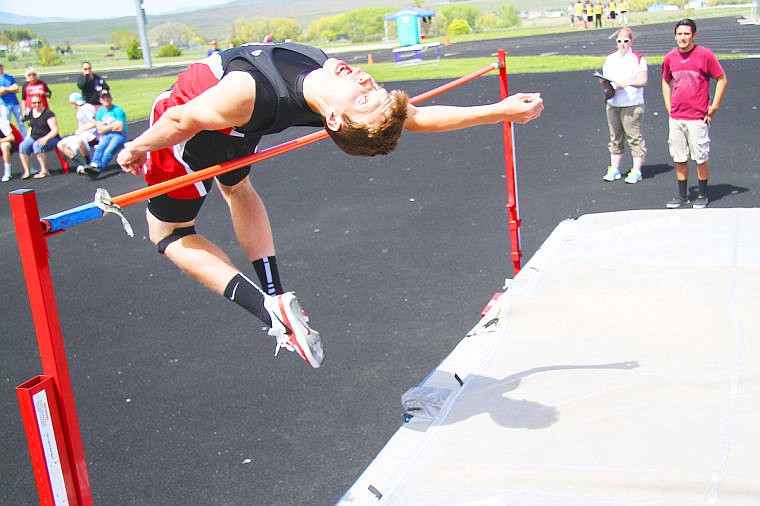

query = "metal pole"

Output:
[[497, 49, 522, 275], [133, 0, 152, 69], [10, 189, 93, 505]]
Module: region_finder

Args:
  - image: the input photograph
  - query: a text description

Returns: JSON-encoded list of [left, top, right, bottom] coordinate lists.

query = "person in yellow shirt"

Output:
[[620, 0, 629, 25], [574, 1, 585, 29], [594, 1, 603, 28], [609, 1, 617, 24]]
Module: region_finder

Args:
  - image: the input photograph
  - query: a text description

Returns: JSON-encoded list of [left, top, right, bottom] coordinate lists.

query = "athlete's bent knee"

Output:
[[156, 226, 197, 255]]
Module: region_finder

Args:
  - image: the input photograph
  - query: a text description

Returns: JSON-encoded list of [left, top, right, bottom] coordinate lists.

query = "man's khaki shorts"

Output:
[[668, 118, 710, 164]]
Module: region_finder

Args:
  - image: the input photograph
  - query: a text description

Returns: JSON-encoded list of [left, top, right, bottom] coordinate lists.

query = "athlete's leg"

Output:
[[147, 211, 238, 295], [147, 205, 320, 366], [217, 177, 275, 261]]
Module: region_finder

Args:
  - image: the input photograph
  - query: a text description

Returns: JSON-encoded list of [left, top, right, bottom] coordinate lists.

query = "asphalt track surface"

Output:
[[2, 17, 759, 506]]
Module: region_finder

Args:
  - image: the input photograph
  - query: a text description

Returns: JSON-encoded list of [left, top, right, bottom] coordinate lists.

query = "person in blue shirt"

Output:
[[206, 39, 220, 57], [0, 61, 24, 128], [83, 89, 127, 177]]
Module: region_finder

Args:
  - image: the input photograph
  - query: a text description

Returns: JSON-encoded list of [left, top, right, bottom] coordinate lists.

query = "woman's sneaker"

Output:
[[264, 292, 324, 368], [624, 169, 642, 184], [602, 166, 621, 182]]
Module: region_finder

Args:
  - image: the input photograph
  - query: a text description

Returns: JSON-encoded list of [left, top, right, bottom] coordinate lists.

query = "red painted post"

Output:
[[10, 189, 92, 505], [497, 49, 523, 275], [17, 375, 79, 505]]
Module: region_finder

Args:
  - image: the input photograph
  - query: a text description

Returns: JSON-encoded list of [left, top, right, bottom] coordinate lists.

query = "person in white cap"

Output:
[[57, 92, 97, 173]]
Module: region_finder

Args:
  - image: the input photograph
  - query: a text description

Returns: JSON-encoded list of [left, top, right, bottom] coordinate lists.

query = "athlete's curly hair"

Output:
[[326, 90, 409, 157]]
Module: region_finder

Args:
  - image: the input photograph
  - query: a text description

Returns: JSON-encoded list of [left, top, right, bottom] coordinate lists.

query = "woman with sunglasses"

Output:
[[21, 67, 52, 118], [600, 27, 648, 184], [18, 97, 60, 179]]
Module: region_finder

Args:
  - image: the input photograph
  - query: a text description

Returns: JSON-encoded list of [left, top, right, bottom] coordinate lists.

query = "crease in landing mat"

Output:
[[339, 208, 760, 506]]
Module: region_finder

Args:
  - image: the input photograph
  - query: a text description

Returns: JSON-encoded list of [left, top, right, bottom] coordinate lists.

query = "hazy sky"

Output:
[[3, 0, 232, 20]]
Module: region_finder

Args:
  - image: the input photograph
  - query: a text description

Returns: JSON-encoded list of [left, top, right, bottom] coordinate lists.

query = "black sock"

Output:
[[223, 273, 271, 327], [252, 256, 283, 296], [678, 179, 688, 199], [698, 179, 708, 197]]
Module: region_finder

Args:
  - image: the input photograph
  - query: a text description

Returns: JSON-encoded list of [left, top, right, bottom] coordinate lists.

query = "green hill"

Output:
[[1, 0, 575, 45]]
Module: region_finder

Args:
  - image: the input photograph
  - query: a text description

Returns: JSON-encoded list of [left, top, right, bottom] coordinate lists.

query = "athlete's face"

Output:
[[319, 58, 392, 128], [675, 25, 696, 53]]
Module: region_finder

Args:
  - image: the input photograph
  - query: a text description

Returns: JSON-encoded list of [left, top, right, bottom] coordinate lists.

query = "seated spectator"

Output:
[[207, 39, 220, 56], [19, 96, 60, 179], [21, 67, 52, 117], [1, 112, 22, 182], [58, 92, 97, 173], [76, 61, 109, 108], [83, 90, 127, 177], [0, 61, 24, 128]]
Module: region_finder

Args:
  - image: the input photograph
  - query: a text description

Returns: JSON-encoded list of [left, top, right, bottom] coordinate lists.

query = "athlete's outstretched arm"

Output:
[[118, 71, 256, 174], [403, 92, 543, 133]]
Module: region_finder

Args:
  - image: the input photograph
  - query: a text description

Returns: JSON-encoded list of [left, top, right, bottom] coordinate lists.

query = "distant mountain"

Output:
[[0, 0, 291, 26], [0, 0, 407, 45], [0, 0, 392, 27], [0, 11, 77, 25]]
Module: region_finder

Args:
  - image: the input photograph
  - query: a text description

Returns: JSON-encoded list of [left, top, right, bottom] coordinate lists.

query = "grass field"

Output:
[[44, 76, 176, 134]]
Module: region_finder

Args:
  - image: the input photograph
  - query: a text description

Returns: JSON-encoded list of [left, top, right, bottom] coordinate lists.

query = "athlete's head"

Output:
[[327, 89, 409, 157], [310, 58, 410, 156]]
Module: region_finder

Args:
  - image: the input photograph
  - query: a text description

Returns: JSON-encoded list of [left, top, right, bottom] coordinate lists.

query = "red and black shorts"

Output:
[[144, 91, 261, 223]]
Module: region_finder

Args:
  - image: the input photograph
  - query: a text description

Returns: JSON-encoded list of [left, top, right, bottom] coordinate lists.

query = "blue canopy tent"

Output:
[[384, 6, 436, 46]]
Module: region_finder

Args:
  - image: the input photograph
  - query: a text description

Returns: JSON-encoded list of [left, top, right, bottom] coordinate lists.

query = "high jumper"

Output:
[[117, 41, 544, 368]]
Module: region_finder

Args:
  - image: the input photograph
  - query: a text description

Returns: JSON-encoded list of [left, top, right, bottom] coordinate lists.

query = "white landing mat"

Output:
[[338, 208, 760, 506]]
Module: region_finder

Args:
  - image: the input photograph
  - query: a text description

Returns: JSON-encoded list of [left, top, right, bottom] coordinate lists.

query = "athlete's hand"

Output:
[[117, 142, 146, 175], [499, 93, 544, 124]]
